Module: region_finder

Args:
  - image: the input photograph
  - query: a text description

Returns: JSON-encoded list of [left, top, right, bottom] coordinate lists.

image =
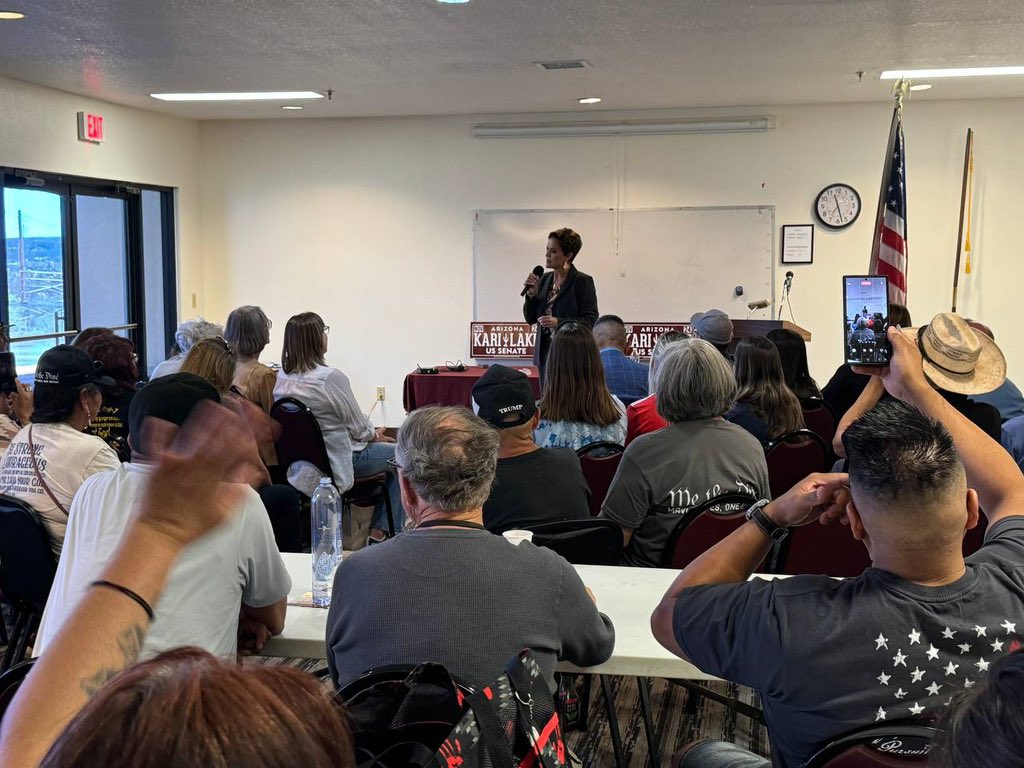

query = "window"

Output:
[[0, 169, 176, 377]]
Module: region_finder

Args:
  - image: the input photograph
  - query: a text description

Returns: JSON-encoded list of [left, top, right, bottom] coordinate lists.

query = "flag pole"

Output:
[[868, 80, 908, 304], [951, 128, 974, 313]]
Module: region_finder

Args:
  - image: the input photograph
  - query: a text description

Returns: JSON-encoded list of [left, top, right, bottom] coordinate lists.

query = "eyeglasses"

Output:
[[322, 325, 331, 336], [214, 335, 233, 354], [386, 458, 402, 475]]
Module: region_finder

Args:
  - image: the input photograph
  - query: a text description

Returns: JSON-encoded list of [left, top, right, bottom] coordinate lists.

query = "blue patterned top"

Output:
[[534, 396, 628, 452]]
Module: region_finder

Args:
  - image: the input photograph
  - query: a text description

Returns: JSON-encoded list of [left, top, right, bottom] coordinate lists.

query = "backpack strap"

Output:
[[27, 425, 70, 518]]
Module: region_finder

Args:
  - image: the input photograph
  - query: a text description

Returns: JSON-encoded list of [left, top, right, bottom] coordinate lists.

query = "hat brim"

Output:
[[901, 326, 1007, 396]]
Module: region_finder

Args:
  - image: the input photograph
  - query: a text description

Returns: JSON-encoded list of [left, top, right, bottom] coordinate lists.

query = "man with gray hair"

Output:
[[325, 405, 615, 689], [150, 317, 224, 379], [601, 339, 769, 567]]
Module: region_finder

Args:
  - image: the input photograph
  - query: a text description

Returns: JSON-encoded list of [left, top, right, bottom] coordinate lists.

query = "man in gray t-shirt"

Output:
[[651, 327, 1024, 768], [601, 420, 769, 567]]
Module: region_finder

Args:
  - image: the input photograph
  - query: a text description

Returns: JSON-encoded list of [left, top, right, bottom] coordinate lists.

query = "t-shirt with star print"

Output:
[[672, 516, 1024, 768]]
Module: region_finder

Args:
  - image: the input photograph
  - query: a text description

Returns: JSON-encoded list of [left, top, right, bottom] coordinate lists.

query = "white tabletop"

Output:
[[264, 552, 722, 680]]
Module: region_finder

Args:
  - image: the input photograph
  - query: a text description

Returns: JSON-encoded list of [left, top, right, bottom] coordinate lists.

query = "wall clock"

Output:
[[814, 183, 861, 229]]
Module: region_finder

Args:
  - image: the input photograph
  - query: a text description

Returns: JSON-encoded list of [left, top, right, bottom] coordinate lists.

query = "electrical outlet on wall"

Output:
[[376, 386, 386, 401]]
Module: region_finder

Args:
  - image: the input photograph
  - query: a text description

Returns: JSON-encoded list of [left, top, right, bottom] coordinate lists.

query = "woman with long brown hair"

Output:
[[534, 321, 627, 450], [274, 312, 403, 542], [726, 335, 804, 444]]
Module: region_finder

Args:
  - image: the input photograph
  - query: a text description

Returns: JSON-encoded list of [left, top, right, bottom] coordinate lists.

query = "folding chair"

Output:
[[801, 397, 838, 457], [801, 719, 941, 768], [0, 496, 57, 671], [764, 429, 830, 500], [270, 397, 395, 537], [576, 441, 625, 516], [525, 518, 623, 565], [661, 493, 760, 569]]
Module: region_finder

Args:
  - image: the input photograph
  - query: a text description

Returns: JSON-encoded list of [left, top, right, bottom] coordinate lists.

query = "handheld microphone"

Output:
[[746, 299, 769, 310], [521, 265, 544, 297], [784, 270, 794, 291]]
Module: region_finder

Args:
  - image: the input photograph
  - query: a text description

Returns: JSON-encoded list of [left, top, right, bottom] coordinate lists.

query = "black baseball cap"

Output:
[[471, 365, 537, 429], [33, 345, 116, 421], [128, 373, 221, 454]]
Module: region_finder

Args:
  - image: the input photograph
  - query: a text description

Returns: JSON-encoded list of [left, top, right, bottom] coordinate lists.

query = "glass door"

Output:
[[72, 190, 134, 336], [2, 186, 69, 375]]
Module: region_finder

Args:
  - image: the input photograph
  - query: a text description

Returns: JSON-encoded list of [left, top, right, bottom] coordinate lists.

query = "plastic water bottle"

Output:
[[311, 477, 342, 607]]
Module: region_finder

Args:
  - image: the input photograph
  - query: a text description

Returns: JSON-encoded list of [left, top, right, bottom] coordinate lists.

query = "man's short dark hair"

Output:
[[842, 399, 963, 505], [595, 314, 625, 328]]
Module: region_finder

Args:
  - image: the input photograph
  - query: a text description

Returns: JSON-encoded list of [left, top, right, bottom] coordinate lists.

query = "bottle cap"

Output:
[[319, 477, 332, 485]]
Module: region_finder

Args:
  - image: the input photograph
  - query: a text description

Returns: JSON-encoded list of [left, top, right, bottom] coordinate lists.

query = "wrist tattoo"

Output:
[[79, 624, 145, 696]]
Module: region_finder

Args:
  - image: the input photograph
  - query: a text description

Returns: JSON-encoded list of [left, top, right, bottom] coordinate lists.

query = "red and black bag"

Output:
[[344, 650, 570, 768]]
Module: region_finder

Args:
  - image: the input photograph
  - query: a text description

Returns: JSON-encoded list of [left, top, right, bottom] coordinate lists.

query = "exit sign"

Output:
[[77, 111, 105, 143]]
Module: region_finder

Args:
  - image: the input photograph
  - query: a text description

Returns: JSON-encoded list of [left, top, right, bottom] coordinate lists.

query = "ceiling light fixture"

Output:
[[881, 66, 1024, 79], [436, 0, 470, 4], [578, 97, 602, 104], [474, 116, 777, 139], [909, 83, 933, 91], [281, 105, 304, 110], [150, 91, 324, 102], [0, 11, 25, 19]]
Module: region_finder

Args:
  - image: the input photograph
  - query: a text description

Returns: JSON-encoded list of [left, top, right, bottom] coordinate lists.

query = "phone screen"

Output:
[[843, 276, 890, 366]]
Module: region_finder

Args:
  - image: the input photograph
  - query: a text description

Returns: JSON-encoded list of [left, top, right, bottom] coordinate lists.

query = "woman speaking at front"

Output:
[[522, 228, 599, 380]]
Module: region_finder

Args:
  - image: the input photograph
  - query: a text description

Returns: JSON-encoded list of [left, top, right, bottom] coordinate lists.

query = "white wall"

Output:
[[0, 75, 202, 322], [199, 99, 1024, 424]]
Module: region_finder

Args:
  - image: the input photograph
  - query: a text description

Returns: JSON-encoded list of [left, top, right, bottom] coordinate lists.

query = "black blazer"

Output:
[[523, 265, 599, 367]]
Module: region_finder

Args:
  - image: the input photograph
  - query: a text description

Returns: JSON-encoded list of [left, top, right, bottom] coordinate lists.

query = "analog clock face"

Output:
[[815, 184, 861, 229]]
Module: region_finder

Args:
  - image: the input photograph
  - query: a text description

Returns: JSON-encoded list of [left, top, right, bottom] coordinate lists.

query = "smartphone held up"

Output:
[[843, 275, 891, 366]]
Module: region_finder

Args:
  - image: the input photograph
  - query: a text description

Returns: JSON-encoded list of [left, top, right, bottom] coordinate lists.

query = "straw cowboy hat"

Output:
[[901, 313, 1006, 395]]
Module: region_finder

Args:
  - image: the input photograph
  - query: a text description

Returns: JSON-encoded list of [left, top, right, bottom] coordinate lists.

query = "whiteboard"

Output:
[[473, 207, 774, 323]]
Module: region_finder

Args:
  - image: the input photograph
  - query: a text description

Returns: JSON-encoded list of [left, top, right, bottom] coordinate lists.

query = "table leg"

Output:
[[637, 676, 661, 768], [599, 675, 627, 768]]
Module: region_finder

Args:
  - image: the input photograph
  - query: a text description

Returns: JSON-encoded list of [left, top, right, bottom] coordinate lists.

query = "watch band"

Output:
[[745, 499, 789, 542]]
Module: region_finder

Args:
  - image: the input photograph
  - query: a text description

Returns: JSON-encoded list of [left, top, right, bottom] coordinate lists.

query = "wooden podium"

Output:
[[731, 319, 811, 343]]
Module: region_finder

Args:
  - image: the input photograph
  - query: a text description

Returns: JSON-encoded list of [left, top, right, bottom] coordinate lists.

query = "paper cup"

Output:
[[503, 529, 534, 545]]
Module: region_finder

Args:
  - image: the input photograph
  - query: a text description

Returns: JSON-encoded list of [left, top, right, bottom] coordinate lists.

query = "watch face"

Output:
[[815, 184, 861, 229]]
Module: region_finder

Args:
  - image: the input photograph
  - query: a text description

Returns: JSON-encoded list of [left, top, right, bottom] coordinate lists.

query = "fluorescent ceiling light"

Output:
[[281, 105, 304, 110], [0, 11, 25, 19], [909, 83, 933, 91], [474, 116, 776, 139], [881, 66, 1024, 79], [437, 0, 470, 3], [150, 91, 324, 102], [578, 97, 602, 104]]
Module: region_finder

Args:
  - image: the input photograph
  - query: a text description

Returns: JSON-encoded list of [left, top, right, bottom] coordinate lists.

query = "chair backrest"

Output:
[[0, 495, 57, 613], [801, 398, 838, 452], [525, 518, 624, 565], [338, 663, 476, 700], [770, 516, 872, 577], [764, 429, 830, 499], [269, 397, 333, 478], [661, 493, 759, 569], [0, 659, 35, 725], [576, 442, 625, 516], [801, 719, 941, 768]]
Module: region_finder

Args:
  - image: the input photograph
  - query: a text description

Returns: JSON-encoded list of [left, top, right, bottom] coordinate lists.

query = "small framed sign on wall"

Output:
[[781, 224, 814, 265]]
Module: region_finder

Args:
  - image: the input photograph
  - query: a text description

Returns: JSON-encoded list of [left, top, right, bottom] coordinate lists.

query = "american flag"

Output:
[[869, 104, 908, 305]]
